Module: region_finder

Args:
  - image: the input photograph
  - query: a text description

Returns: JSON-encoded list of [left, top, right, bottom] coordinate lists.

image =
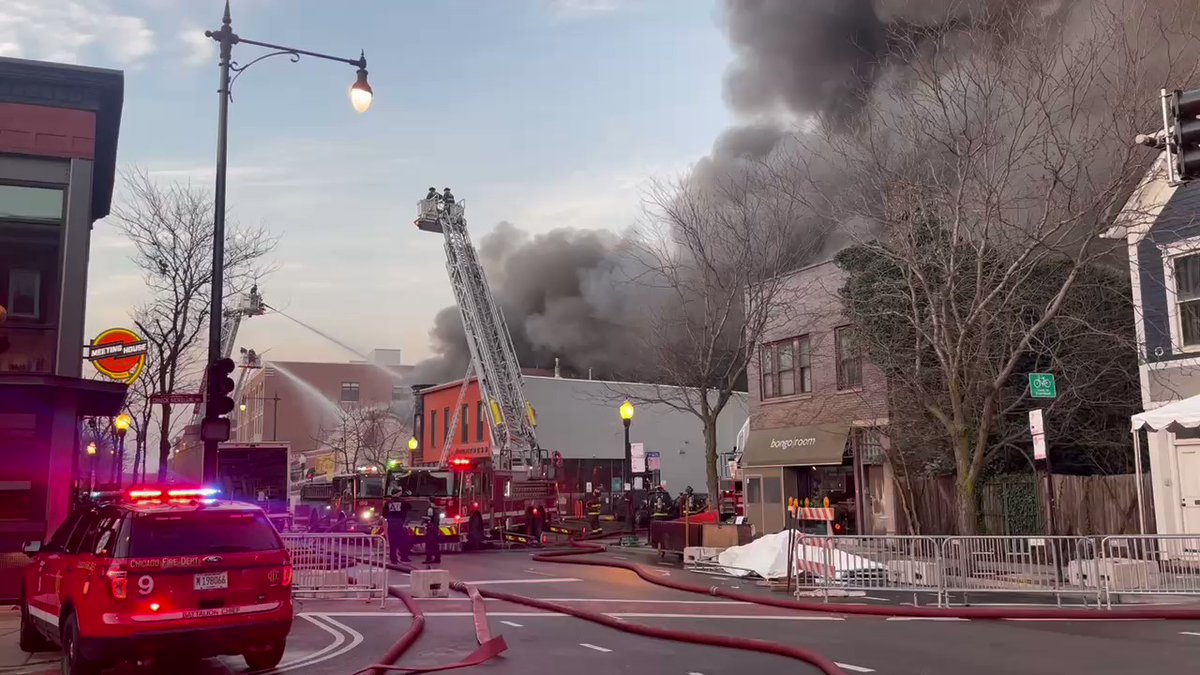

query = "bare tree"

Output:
[[316, 405, 411, 476], [805, 2, 1200, 533], [111, 168, 275, 480], [629, 169, 823, 500]]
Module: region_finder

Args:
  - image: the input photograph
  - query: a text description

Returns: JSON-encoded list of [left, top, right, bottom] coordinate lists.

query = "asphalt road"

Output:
[[32, 546, 1194, 674]]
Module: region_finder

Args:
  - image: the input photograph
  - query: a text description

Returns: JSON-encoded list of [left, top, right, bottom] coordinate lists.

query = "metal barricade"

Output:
[[792, 535, 943, 604], [939, 536, 1102, 606], [1100, 535, 1200, 606], [281, 533, 388, 605]]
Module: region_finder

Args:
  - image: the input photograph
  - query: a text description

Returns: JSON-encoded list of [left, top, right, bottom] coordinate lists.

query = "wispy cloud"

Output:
[[0, 0, 155, 66], [546, 0, 630, 21], [178, 26, 212, 67]]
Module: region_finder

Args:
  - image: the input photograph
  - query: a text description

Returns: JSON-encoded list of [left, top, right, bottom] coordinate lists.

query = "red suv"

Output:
[[19, 488, 293, 674]]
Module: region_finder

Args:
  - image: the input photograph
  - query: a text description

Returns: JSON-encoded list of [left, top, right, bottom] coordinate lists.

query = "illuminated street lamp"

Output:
[[86, 441, 97, 492], [113, 414, 131, 488], [408, 436, 419, 458], [618, 400, 635, 536], [199, 0, 372, 483]]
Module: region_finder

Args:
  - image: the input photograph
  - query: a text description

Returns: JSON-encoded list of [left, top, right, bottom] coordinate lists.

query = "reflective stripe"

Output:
[[28, 604, 58, 628]]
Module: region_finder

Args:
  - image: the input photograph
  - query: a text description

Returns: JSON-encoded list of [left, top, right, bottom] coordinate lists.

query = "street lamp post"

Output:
[[619, 400, 635, 536], [86, 442, 97, 493], [201, 1, 372, 483], [113, 414, 131, 489]]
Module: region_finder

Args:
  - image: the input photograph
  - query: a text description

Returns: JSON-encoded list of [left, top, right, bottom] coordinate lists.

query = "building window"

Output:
[[442, 407, 449, 446], [429, 409, 438, 449], [850, 427, 885, 465], [7, 268, 40, 319], [392, 384, 405, 402], [340, 382, 361, 402], [1176, 254, 1200, 348], [760, 336, 812, 399], [461, 403, 469, 443], [0, 185, 64, 221], [476, 401, 484, 442], [835, 327, 862, 390]]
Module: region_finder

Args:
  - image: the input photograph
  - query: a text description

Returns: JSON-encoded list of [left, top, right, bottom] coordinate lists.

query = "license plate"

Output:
[[193, 571, 228, 591]]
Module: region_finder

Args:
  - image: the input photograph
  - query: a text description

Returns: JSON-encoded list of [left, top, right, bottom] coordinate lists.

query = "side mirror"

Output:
[[21, 541, 41, 557]]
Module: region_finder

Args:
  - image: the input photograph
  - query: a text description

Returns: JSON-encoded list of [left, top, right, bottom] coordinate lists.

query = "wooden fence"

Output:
[[902, 473, 1155, 536]]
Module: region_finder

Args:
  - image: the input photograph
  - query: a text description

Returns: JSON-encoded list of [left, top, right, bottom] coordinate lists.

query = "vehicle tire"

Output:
[[60, 612, 100, 675], [18, 594, 51, 653], [243, 639, 287, 671]]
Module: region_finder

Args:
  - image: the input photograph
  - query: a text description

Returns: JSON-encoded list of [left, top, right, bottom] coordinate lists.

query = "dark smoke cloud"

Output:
[[411, 223, 655, 384]]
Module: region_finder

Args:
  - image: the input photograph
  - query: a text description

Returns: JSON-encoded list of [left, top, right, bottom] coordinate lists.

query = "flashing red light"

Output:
[[127, 489, 162, 500], [281, 565, 293, 588], [472, 502, 479, 509], [149, 602, 161, 612], [167, 488, 219, 498], [107, 570, 128, 599]]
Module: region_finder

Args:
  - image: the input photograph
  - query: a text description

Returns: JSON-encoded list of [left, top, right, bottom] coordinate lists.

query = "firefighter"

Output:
[[586, 487, 603, 533], [423, 501, 442, 564], [650, 485, 672, 520], [680, 486, 701, 517], [385, 489, 412, 563]]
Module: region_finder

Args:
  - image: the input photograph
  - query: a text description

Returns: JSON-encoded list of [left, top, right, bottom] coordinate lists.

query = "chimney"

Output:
[[554, 357, 561, 379]]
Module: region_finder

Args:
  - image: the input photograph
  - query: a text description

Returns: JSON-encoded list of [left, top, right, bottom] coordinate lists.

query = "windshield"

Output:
[[391, 471, 450, 497], [124, 510, 282, 557]]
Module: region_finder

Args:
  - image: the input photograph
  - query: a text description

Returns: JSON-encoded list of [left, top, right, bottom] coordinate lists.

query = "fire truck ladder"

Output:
[[190, 286, 266, 418], [415, 192, 541, 473]]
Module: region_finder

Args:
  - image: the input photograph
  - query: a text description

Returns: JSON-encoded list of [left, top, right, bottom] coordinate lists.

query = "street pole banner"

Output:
[[631, 442, 646, 473]]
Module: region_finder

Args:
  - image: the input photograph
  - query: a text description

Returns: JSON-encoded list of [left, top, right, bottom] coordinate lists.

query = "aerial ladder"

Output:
[[415, 191, 542, 472], [189, 286, 266, 419], [415, 189, 559, 544]]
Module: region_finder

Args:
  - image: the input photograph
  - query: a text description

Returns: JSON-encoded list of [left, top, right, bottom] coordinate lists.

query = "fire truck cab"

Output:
[[448, 455, 558, 546]]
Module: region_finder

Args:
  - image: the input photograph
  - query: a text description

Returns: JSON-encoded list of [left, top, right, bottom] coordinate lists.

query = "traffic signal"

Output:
[[200, 357, 236, 443], [1172, 89, 1200, 181]]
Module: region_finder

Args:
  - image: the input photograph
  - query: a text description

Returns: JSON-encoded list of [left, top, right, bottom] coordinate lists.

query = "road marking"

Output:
[[1181, 631, 1200, 636], [537, 599, 748, 604], [579, 643, 612, 653], [835, 663, 875, 673], [276, 612, 350, 667], [466, 578, 583, 585], [886, 617, 968, 622], [500, 620, 524, 627], [310, 611, 840, 620]]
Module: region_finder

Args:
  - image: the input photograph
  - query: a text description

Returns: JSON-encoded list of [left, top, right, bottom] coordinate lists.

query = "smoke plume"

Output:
[[411, 223, 654, 384], [412, 0, 1200, 385]]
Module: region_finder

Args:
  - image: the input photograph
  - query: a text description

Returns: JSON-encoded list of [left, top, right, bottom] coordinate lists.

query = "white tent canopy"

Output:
[[1131, 393, 1200, 431]]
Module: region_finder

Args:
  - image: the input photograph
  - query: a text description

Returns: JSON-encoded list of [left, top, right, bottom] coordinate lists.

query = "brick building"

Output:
[[415, 372, 748, 500], [742, 259, 898, 535], [172, 354, 412, 481], [0, 58, 125, 599]]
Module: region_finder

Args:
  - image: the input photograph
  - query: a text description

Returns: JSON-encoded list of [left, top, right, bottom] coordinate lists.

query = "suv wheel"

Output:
[[60, 613, 99, 675], [243, 639, 286, 671], [18, 595, 51, 653]]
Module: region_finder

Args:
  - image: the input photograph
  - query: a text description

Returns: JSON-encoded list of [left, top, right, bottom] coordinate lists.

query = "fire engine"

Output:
[[414, 190, 561, 546]]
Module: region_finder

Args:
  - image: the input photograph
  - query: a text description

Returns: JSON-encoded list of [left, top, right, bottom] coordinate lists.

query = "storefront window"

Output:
[[0, 185, 63, 221]]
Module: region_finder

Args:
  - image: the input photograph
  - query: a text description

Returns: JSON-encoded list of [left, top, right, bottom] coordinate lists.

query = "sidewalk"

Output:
[[0, 607, 59, 674]]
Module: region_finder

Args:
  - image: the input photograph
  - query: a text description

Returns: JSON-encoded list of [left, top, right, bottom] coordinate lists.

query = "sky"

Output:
[[2, 0, 735, 365]]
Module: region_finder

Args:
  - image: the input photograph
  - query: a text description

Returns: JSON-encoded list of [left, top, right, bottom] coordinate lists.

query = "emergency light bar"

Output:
[[167, 488, 219, 498], [125, 487, 220, 502], [128, 489, 163, 500], [450, 457, 472, 467]]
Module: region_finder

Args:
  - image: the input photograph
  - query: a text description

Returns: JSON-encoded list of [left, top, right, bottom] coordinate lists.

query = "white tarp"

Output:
[[1131, 393, 1200, 431], [715, 531, 884, 580]]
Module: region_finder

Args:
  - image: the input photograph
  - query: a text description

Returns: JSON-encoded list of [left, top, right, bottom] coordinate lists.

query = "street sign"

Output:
[[1029, 373, 1057, 399], [1028, 409, 1044, 436], [631, 442, 646, 474], [150, 392, 204, 405], [647, 451, 661, 471], [1033, 433, 1047, 461]]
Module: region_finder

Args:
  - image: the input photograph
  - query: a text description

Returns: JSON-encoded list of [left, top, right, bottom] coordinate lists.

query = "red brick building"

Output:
[[743, 260, 897, 535], [0, 57, 125, 600]]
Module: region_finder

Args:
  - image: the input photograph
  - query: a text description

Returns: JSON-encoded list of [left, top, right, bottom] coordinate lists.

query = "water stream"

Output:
[[272, 309, 407, 382], [267, 360, 346, 424]]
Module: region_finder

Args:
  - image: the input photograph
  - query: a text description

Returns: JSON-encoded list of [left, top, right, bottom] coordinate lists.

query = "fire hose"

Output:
[[359, 552, 848, 675]]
